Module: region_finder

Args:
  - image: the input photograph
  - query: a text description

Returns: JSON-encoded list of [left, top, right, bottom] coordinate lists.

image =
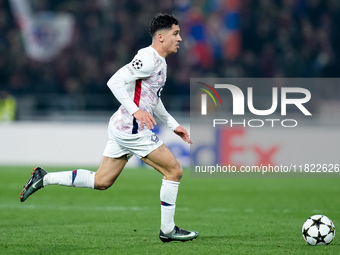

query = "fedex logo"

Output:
[[139, 126, 279, 168], [191, 127, 279, 167]]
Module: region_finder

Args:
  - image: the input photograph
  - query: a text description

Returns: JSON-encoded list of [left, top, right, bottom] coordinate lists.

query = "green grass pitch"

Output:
[[0, 165, 339, 254]]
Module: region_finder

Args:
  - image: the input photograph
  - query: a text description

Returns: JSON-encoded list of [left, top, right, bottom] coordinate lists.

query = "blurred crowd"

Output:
[[1, 0, 340, 117]]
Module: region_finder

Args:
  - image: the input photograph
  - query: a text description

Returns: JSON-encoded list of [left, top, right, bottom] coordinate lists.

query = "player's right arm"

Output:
[[107, 50, 156, 130], [132, 109, 156, 130], [154, 100, 191, 144]]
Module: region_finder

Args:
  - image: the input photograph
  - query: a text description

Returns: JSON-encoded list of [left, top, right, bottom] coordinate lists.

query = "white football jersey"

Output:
[[107, 46, 179, 134]]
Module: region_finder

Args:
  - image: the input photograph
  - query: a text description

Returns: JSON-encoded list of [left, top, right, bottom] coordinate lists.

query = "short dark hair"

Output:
[[149, 13, 179, 37]]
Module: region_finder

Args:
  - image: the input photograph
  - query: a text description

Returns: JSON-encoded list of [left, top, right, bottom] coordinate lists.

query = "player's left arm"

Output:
[[154, 100, 192, 144], [173, 126, 192, 144]]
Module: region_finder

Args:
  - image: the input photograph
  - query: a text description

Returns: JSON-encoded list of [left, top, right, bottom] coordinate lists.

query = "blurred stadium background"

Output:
[[1, 0, 340, 167], [1, 0, 340, 122]]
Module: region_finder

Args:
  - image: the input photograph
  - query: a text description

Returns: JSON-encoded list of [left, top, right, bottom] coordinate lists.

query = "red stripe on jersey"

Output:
[[134, 79, 142, 106], [132, 79, 142, 134]]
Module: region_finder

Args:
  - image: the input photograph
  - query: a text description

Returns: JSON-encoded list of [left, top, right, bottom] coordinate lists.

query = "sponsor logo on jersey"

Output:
[[125, 65, 135, 75]]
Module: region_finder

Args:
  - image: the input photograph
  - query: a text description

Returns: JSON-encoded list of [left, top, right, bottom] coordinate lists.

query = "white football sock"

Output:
[[43, 169, 95, 189], [160, 179, 179, 234]]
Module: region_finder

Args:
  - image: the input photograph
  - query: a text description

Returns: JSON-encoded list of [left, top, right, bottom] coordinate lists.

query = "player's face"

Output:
[[162, 24, 182, 55]]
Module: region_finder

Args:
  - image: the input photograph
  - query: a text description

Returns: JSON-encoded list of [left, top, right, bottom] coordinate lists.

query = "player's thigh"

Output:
[[142, 144, 182, 181], [95, 155, 128, 190]]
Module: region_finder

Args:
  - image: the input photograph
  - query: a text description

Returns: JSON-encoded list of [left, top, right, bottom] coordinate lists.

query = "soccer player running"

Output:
[[20, 13, 198, 243]]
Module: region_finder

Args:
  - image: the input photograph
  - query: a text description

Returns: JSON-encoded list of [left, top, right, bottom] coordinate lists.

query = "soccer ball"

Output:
[[302, 215, 335, 245]]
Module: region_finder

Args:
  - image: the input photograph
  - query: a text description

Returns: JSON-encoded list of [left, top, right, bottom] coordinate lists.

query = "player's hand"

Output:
[[174, 126, 192, 144], [133, 110, 157, 130]]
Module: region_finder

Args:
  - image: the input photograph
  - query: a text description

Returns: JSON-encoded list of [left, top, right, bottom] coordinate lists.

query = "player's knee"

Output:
[[166, 161, 183, 182], [175, 161, 183, 180], [175, 168, 183, 181]]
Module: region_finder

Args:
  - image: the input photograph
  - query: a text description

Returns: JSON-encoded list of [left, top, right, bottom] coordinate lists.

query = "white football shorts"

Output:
[[103, 122, 163, 160]]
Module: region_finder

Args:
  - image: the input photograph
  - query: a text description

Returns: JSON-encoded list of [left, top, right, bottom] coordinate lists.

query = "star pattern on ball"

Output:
[[302, 228, 310, 238], [315, 231, 327, 245], [310, 217, 322, 228]]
